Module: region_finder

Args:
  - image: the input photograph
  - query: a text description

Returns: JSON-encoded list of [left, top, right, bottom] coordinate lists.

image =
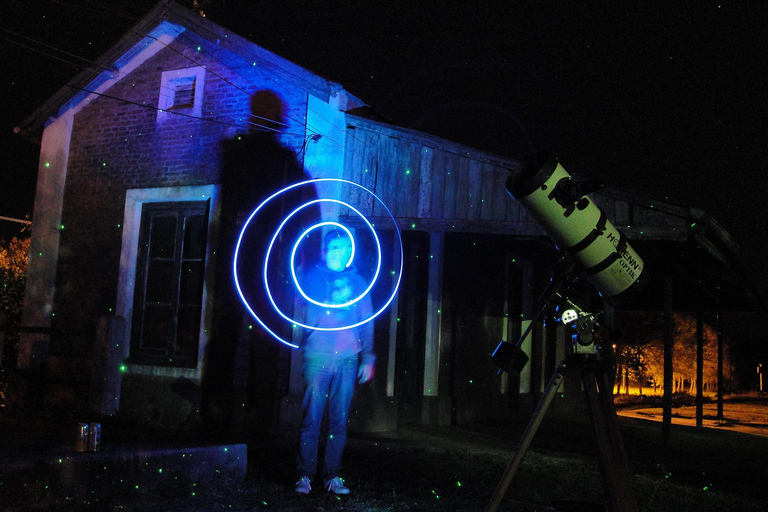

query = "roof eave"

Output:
[[13, 0, 367, 142]]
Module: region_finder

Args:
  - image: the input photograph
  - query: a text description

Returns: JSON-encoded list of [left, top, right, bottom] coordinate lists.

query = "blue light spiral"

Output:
[[233, 178, 403, 348]]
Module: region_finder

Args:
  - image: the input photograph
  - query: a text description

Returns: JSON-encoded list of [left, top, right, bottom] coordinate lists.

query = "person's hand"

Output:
[[357, 362, 375, 384]]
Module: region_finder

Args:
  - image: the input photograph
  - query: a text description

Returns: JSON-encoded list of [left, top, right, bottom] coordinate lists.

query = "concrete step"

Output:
[[0, 442, 247, 511]]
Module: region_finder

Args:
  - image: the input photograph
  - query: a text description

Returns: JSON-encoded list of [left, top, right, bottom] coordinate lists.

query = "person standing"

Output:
[[294, 229, 375, 495]]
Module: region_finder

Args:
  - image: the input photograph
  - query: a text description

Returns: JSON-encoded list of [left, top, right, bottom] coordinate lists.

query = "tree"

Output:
[[0, 236, 30, 365], [611, 311, 731, 394]]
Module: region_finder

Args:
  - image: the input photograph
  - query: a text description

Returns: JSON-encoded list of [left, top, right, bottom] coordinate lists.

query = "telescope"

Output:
[[506, 152, 648, 305], [488, 152, 642, 512]]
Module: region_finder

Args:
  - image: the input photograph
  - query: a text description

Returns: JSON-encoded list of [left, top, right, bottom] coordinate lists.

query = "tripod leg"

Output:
[[486, 361, 569, 512], [583, 370, 639, 512]]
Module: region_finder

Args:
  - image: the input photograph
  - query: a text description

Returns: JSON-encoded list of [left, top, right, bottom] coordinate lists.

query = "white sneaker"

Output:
[[325, 476, 350, 494], [295, 475, 312, 494]]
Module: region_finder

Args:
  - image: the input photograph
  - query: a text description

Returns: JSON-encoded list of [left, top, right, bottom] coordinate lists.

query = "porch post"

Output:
[[421, 231, 449, 425], [18, 111, 73, 368]]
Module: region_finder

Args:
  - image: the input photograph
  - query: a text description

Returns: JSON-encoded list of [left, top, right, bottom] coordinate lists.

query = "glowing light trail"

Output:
[[233, 178, 403, 348]]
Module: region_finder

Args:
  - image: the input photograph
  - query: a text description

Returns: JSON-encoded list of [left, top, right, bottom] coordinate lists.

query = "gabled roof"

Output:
[[14, 0, 366, 142]]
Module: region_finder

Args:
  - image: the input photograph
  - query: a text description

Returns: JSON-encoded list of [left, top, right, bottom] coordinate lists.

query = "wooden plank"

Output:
[[480, 161, 496, 221], [392, 138, 414, 218], [374, 136, 399, 218], [343, 126, 363, 216], [405, 142, 423, 218], [418, 146, 434, 219], [441, 152, 458, 220], [493, 166, 512, 221], [468, 159, 483, 221], [343, 125, 380, 217], [453, 155, 470, 220], [430, 149, 447, 220], [358, 129, 379, 216]]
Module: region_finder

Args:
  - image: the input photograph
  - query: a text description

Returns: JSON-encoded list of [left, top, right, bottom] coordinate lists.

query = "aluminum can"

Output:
[[88, 423, 101, 451], [75, 422, 89, 452]]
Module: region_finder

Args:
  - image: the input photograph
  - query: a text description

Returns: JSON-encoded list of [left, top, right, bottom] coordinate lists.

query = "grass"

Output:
[[3, 393, 768, 511]]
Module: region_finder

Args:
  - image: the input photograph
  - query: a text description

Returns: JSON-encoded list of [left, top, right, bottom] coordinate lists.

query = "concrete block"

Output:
[[0, 443, 247, 511]]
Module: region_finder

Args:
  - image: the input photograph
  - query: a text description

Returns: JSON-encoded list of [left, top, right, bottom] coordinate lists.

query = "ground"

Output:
[[2, 394, 768, 511]]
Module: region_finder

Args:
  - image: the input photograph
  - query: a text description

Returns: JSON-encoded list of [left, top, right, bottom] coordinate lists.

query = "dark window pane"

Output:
[[150, 215, 177, 257], [176, 305, 202, 353], [132, 200, 209, 367], [141, 305, 173, 350], [183, 214, 207, 259], [146, 260, 174, 303], [179, 261, 204, 303]]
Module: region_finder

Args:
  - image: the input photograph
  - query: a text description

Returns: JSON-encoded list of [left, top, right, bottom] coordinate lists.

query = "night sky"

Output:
[[2, 1, 767, 296]]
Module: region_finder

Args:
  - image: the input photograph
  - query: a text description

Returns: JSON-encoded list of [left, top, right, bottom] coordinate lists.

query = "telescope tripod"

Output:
[[487, 354, 638, 512]]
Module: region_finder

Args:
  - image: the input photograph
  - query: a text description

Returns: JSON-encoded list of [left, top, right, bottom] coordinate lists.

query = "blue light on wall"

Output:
[[233, 178, 403, 348]]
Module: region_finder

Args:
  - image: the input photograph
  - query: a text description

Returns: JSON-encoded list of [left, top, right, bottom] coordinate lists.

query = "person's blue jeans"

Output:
[[296, 356, 357, 481]]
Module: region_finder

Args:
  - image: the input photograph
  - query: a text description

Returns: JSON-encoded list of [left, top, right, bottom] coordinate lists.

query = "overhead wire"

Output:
[[4, 0, 380, 244], [7, 0, 373, 162], [131, 25, 359, 150], [51, 0, 361, 149], [3, 29, 298, 134]]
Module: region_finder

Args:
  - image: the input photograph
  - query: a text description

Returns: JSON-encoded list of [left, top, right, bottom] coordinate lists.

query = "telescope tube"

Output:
[[507, 153, 647, 304]]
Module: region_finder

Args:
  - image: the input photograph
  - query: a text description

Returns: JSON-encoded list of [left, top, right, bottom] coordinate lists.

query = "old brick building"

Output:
[[14, 0, 757, 438]]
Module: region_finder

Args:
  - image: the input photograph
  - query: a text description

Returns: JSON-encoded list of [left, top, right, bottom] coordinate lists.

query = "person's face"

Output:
[[325, 236, 352, 272]]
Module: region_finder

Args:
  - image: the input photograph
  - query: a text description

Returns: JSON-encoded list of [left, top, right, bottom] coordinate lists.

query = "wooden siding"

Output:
[[341, 117, 533, 234], [341, 116, 689, 241]]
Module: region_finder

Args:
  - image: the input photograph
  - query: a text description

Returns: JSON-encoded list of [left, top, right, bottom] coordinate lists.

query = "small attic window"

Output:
[[170, 77, 195, 109], [157, 67, 205, 123]]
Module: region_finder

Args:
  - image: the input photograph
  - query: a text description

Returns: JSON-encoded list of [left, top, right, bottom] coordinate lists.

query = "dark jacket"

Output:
[[297, 262, 375, 365]]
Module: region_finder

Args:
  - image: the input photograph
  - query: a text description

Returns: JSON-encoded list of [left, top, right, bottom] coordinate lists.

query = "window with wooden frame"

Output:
[[130, 201, 209, 367]]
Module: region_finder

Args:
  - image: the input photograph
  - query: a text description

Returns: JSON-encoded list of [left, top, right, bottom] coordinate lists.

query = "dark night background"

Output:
[[2, 0, 767, 305]]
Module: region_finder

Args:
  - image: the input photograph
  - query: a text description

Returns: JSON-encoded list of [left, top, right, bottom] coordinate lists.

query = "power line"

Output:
[[5, 3, 370, 155]]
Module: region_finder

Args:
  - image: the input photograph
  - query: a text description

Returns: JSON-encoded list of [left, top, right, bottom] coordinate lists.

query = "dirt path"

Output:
[[618, 400, 768, 437]]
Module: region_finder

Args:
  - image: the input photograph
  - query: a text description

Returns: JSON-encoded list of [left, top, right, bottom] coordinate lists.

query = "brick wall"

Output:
[[54, 30, 311, 334]]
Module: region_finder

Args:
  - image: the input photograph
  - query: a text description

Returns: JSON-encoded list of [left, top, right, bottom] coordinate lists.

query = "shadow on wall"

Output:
[[200, 90, 316, 441]]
